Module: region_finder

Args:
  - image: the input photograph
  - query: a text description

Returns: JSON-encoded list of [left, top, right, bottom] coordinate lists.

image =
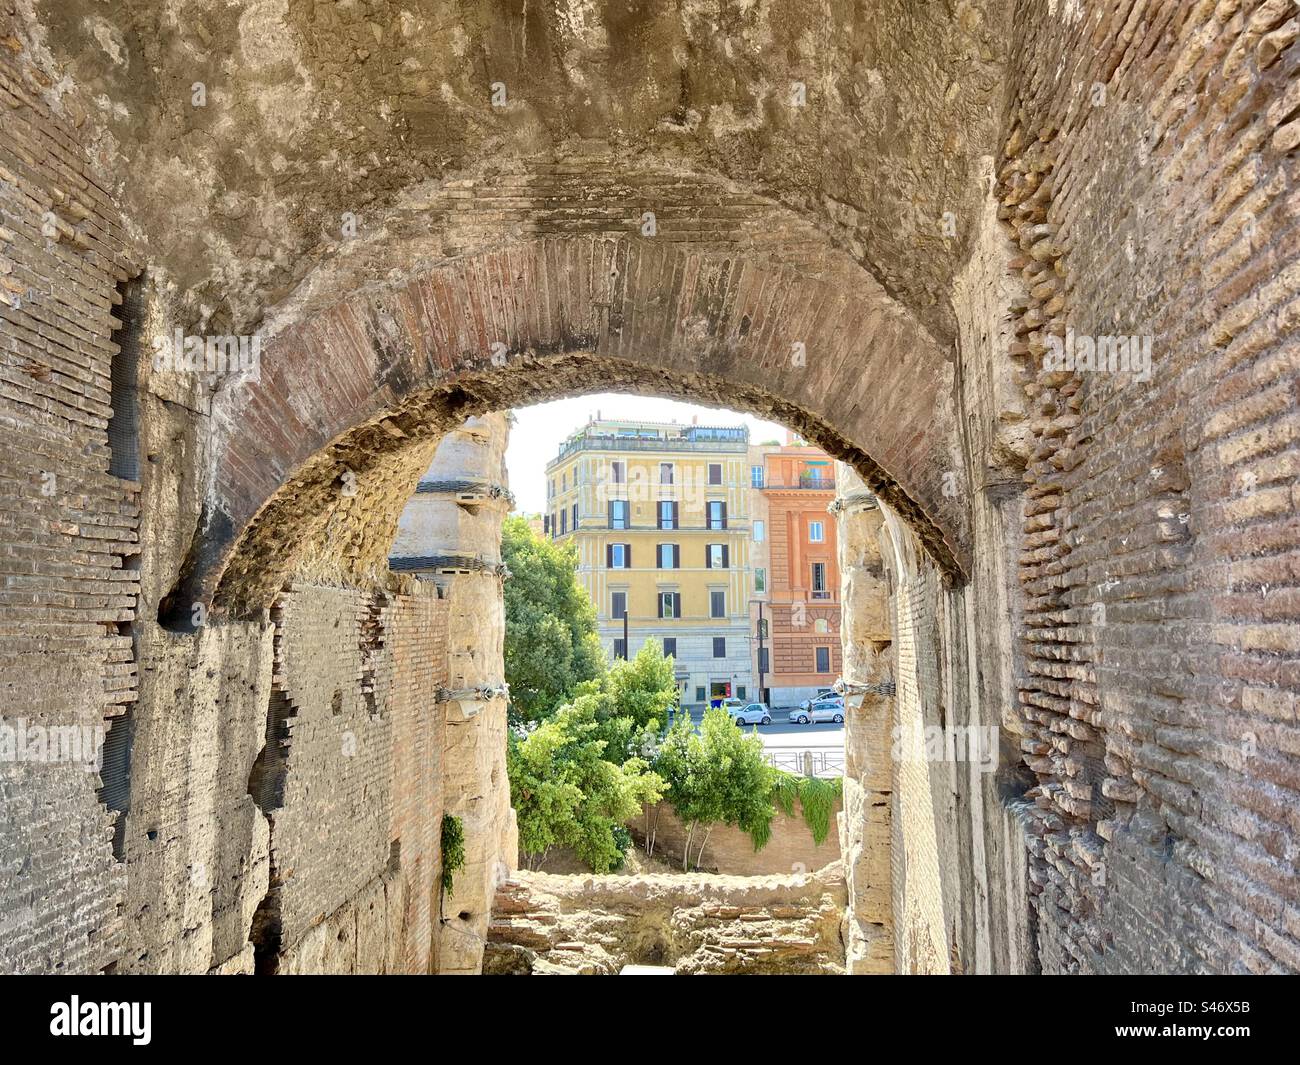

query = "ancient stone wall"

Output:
[[0, 40, 140, 976], [485, 866, 847, 975], [997, 0, 1300, 975], [258, 582, 448, 975], [4, 0, 1300, 977], [413, 415, 515, 975]]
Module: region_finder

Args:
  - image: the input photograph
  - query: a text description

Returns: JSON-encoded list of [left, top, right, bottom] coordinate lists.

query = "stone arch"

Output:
[[181, 230, 970, 619]]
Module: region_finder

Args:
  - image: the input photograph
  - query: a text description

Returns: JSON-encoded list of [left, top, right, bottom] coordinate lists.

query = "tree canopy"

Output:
[[501, 515, 605, 724]]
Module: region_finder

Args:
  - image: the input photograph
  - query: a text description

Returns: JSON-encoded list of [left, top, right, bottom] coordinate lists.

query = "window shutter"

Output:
[[674, 593, 681, 618], [705, 545, 712, 569], [721, 502, 728, 529], [673, 501, 679, 526], [673, 544, 680, 568], [657, 594, 664, 619], [606, 543, 612, 567], [722, 544, 729, 567], [624, 544, 630, 568]]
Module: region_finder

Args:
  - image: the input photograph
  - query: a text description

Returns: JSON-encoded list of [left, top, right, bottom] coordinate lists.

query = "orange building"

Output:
[[755, 444, 841, 706]]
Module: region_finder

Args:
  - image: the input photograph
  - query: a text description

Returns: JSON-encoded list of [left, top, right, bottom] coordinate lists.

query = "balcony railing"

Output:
[[763, 474, 836, 491], [553, 432, 749, 462]]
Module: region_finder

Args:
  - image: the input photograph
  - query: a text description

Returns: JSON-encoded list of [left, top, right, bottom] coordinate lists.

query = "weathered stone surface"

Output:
[[2, 0, 1300, 977], [485, 866, 847, 975]]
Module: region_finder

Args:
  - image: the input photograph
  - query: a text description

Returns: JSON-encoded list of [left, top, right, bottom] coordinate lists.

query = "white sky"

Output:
[[507, 393, 789, 514]]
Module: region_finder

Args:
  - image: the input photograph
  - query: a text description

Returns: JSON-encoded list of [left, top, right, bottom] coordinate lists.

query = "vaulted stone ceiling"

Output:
[[23, 0, 1010, 342]]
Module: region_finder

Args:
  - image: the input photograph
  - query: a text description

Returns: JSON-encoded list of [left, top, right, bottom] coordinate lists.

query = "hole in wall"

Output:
[[97, 710, 133, 861], [106, 276, 143, 482]]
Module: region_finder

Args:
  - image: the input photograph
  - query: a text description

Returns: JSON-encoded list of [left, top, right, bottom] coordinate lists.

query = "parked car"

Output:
[[728, 702, 772, 726], [799, 688, 844, 712], [789, 698, 845, 725]]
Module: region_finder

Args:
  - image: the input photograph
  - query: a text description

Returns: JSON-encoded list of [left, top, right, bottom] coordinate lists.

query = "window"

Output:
[[663, 637, 677, 658], [708, 463, 723, 485], [610, 460, 625, 484], [706, 543, 729, 569], [737, 686, 746, 701], [548, 478, 554, 499], [572, 502, 578, 530], [695, 686, 707, 703], [707, 500, 727, 530], [753, 519, 765, 542], [657, 543, 680, 569], [811, 562, 829, 599], [712, 637, 726, 658], [560, 510, 567, 534], [814, 618, 829, 634], [815, 646, 831, 673], [612, 591, 627, 618], [543, 514, 550, 534], [614, 638, 627, 660], [658, 591, 682, 619], [809, 520, 824, 543], [658, 500, 678, 530], [607, 543, 630, 568], [751, 465, 764, 488], [754, 567, 766, 593], [609, 499, 629, 529], [710, 590, 725, 618], [659, 462, 674, 485], [561, 473, 566, 492]]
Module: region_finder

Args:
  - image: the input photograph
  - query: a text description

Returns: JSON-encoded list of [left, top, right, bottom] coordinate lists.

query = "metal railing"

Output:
[[763, 474, 836, 490], [553, 433, 749, 461], [762, 746, 844, 778]]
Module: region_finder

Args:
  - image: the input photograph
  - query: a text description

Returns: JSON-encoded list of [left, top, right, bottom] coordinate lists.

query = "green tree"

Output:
[[588, 640, 679, 763], [508, 696, 664, 873], [501, 515, 605, 724], [653, 707, 776, 869]]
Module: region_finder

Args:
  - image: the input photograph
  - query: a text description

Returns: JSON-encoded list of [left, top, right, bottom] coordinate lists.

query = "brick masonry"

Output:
[[1, 0, 1299, 977]]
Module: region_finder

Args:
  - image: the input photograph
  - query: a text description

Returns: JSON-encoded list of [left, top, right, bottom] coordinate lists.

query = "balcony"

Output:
[[552, 432, 749, 462], [763, 473, 836, 491]]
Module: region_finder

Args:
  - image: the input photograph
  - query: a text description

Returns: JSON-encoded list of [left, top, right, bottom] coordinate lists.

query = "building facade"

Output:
[[757, 443, 842, 707], [747, 441, 775, 706], [545, 417, 755, 710]]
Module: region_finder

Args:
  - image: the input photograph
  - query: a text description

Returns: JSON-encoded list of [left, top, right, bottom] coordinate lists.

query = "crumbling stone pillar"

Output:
[[402, 415, 516, 974], [832, 466, 894, 974]]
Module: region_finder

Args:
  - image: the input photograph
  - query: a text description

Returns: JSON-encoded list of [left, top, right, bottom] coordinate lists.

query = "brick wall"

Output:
[[999, 0, 1300, 975], [0, 48, 139, 975], [268, 582, 447, 975], [633, 799, 842, 876]]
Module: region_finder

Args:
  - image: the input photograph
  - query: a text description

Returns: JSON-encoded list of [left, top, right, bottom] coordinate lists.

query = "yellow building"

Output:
[[545, 417, 755, 709]]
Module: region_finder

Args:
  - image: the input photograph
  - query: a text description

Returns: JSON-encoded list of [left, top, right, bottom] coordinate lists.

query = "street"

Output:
[[677, 707, 844, 776]]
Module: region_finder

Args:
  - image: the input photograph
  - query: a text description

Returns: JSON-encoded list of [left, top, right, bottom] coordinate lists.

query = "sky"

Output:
[[507, 393, 789, 514]]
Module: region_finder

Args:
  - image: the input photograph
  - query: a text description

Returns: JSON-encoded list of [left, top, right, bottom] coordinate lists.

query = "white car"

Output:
[[799, 685, 842, 711], [788, 698, 844, 725], [728, 702, 772, 726]]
